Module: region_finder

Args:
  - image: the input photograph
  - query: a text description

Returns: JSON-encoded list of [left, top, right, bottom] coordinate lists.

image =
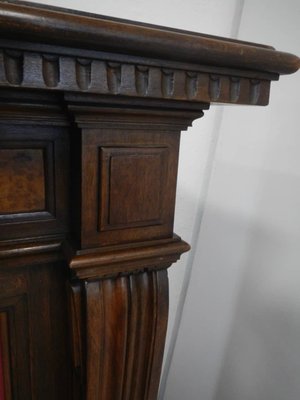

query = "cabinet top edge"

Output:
[[0, 0, 299, 76]]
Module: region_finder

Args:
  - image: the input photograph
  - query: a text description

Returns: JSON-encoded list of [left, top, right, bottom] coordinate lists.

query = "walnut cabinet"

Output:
[[0, 1, 299, 399]]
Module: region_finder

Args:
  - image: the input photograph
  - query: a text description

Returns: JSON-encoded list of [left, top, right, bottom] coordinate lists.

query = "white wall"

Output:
[[213, 2, 300, 400], [27, 0, 300, 399], [163, 1, 300, 400]]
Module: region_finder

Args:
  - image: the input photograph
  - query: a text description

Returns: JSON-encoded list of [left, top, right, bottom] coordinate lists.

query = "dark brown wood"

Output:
[[69, 283, 84, 400], [0, 260, 72, 400], [69, 269, 169, 400], [0, 122, 69, 241], [103, 147, 163, 227], [0, 48, 275, 105], [66, 236, 190, 280], [0, 2, 298, 107], [0, 1, 298, 75], [0, 2, 298, 400], [76, 114, 183, 249], [0, 148, 45, 214], [0, 312, 12, 400]]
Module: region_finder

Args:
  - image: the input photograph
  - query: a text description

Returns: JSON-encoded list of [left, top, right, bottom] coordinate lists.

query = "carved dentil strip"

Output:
[[0, 49, 269, 105]]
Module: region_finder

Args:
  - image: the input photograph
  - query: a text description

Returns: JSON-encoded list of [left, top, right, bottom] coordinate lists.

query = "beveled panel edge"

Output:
[[64, 235, 190, 279], [99, 147, 166, 231]]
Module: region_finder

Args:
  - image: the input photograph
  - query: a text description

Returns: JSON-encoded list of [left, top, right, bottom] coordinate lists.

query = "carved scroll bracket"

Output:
[[69, 268, 169, 400]]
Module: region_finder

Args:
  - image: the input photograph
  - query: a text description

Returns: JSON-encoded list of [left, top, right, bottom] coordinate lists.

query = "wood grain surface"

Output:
[[0, 2, 298, 399]]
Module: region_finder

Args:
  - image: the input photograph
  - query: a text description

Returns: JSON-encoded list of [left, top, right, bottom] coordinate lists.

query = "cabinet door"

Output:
[[0, 271, 31, 399], [0, 262, 72, 400]]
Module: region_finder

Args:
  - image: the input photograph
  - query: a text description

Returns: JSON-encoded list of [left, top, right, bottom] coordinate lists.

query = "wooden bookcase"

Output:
[[0, 1, 298, 399]]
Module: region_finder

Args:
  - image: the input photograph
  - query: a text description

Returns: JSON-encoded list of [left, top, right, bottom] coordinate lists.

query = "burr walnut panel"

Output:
[[0, 148, 45, 214], [0, 126, 69, 240]]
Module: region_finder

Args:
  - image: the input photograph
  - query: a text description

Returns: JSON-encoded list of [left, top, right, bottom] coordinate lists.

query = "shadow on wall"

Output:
[[214, 169, 300, 400]]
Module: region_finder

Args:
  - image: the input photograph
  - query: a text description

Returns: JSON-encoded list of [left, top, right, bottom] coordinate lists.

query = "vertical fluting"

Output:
[[42, 55, 60, 87], [107, 62, 122, 94], [250, 79, 261, 104], [209, 74, 221, 101], [186, 72, 198, 99], [3, 50, 23, 85], [135, 66, 149, 96], [85, 281, 104, 400], [82, 270, 169, 400], [162, 69, 175, 97], [76, 58, 92, 90], [100, 277, 129, 400], [230, 77, 241, 102]]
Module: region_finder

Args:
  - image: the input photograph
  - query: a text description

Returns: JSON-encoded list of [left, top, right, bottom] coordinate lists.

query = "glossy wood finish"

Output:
[[0, 312, 11, 400], [69, 269, 168, 400], [0, 2, 298, 400], [0, 48, 273, 105], [0, 148, 45, 214], [0, 2, 298, 108], [0, 259, 71, 399], [0, 120, 69, 241], [0, 1, 299, 75], [77, 116, 183, 248]]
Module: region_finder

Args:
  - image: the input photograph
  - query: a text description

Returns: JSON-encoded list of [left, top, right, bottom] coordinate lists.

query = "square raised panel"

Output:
[[99, 147, 166, 230], [81, 130, 180, 248]]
